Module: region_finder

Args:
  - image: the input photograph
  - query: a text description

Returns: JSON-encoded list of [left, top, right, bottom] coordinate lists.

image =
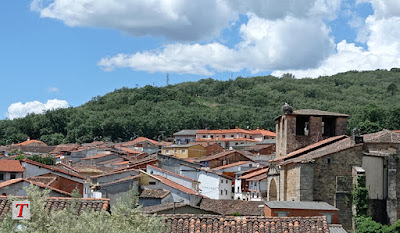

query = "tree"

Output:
[[0, 185, 165, 233], [387, 83, 397, 95]]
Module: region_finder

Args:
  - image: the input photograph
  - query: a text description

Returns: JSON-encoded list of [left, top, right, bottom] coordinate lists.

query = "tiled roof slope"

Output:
[[140, 189, 170, 199], [0, 178, 71, 196], [0, 160, 24, 172], [199, 199, 264, 216], [0, 196, 109, 220], [363, 129, 400, 143], [26, 176, 57, 186], [162, 214, 329, 233], [195, 150, 250, 162], [21, 159, 86, 180], [238, 167, 268, 180], [153, 175, 198, 195], [278, 137, 359, 165]]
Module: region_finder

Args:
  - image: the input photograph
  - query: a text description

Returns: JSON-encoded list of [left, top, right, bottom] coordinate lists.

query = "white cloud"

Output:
[[6, 99, 69, 120], [99, 15, 334, 75], [31, 0, 235, 41], [272, 1, 400, 78], [47, 87, 60, 93]]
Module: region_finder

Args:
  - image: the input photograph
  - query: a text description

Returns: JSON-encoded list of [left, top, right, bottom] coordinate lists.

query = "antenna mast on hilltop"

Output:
[[166, 73, 169, 86]]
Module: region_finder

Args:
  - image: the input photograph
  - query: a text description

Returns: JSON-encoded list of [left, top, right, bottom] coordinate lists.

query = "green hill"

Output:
[[1, 69, 400, 145]]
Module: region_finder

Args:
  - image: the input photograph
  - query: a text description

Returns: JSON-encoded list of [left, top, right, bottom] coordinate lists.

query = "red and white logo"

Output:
[[12, 201, 30, 220]]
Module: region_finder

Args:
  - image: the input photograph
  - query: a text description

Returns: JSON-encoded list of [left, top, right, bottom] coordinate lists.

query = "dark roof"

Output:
[[173, 130, 198, 136], [265, 201, 338, 211], [0, 196, 109, 220], [363, 129, 400, 143], [162, 214, 329, 233], [329, 224, 348, 233], [275, 109, 349, 120], [199, 199, 264, 216], [139, 189, 170, 199], [96, 175, 140, 187]]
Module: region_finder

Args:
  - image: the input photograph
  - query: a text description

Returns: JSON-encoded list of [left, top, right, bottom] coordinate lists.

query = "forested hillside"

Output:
[[1, 69, 400, 145]]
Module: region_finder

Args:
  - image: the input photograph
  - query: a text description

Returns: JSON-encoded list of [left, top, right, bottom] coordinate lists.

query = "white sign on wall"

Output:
[[12, 201, 30, 220]]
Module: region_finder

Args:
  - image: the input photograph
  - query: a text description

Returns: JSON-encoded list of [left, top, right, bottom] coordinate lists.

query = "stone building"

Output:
[[267, 104, 400, 230]]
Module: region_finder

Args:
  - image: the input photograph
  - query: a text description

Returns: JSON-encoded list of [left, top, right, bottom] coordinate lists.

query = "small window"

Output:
[[0, 174, 4, 180], [222, 135, 226, 138], [296, 116, 310, 136], [327, 158, 332, 165], [235, 143, 238, 145], [165, 150, 170, 154], [277, 211, 288, 217], [149, 181, 156, 185], [231, 135, 234, 137], [321, 213, 333, 224], [221, 179, 223, 183], [221, 190, 223, 195], [202, 135, 206, 138], [255, 182, 257, 187], [174, 149, 178, 153], [181, 149, 186, 154], [245, 135, 247, 138], [10, 173, 16, 179], [264, 136, 268, 139], [226, 180, 228, 184], [256, 193, 259, 198], [225, 190, 228, 195], [237, 187, 240, 193]]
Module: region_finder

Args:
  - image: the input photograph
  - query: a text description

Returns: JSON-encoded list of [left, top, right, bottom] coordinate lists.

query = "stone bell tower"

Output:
[[275, 103, 348, 159]]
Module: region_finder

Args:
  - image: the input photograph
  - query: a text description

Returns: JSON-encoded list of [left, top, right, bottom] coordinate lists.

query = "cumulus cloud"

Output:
[[6, 99, 69, 120], [30, 0, 235, 41], [99, 15, 334, 75], [273, 1, 400, 78]]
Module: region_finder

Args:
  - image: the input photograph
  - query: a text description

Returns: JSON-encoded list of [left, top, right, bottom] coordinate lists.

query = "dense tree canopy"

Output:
[[1, 69, 400, 145]]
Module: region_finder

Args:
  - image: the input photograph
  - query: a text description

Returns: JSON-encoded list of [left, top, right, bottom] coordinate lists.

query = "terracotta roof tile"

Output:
[[0, 160, 24, 172], [139, 189, 170, 199], [279, 137, 359, 165], [274, 135, 348, 162], [162, 214, 329, 233], [0, 196, 109, 220], [16, 140, 48, 146], [238, 167, 269, 180], [195, 150, 252, 162], [121, 137, 159, 147], [147, 165, 198, 183], [0, 178, 71, 196], [211, 161, 250, 170], [152, 175, 198, 195], [21, 159, 86, 180]]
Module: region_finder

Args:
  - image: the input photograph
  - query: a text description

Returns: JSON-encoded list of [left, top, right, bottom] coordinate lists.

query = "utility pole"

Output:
[[166, 73, 169, 86]]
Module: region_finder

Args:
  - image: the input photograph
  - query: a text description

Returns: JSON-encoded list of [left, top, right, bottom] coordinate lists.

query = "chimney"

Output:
[[68, 160, 72, 166], [352, 128, 364, 144]]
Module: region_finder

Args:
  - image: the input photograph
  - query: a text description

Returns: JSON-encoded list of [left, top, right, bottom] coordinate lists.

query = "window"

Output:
[[250, 136, 253, 139], [221, 179, 223, 183], [296, 116, 310, 136], [322, 117, 336, 136], [256, 193, 259, 198], [149, 181, 156, 185], [225, 190, 228, 195], [231, 135, 234, 137], [210, 135, 214, 139], [222, 135, 226, 138], [226, 180, 228, 184], [237, 187, 240, 193], [174, 149, 178, 153], [221, 190, 223, 195], [327, 158, 332, 165], [321, 213, 333, 224], [255, 182, 257, 187], [165, 150, 170, 154], [202, 135, 206, 138], [0, 174, 4, 180], [181, 149, 186, 154], [10, 173, 16, 179], [245, 135, 247, 138], [264, 136, 268, 139], [277, 211, 288, 217]]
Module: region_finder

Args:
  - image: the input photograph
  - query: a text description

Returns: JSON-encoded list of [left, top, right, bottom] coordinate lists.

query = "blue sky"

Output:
[[1, 0, 398, 119]]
